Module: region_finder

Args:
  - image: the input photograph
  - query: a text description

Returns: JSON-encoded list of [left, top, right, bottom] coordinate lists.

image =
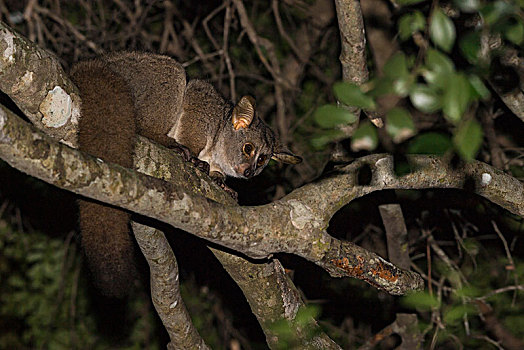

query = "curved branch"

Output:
[[334, 0, 380, 128], [286, 154, 524, 219], [0, 103, 422, 294], [10, 99, 523, 292], [3, 99, 522, 263]]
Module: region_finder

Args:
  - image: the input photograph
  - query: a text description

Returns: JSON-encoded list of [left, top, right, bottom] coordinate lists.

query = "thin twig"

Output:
[[492, 221, 519, 306]]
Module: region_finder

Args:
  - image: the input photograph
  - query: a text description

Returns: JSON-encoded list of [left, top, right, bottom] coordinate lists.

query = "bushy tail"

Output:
[[71, 59, 137, 298], [78, 201, 135, 297]]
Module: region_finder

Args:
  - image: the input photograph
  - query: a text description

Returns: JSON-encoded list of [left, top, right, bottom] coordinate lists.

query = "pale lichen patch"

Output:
[[39, 86, 72, 128], [60, 138, 75, 148], [190, 208, 201, 220], [352, 135, 375, 151], [481, 173, 492, 187], [1, 29, 15, 68], [70, 99, 80, 125], [63, 151, 88, 183], [375, 157, 395, 185], [288, 199, 321, 230], [12, 71, 34, 93], [0, 108, 11, 143], [178, 193, 192, 213], [21, 70, 33, 83], [200, 178, 211, 193]]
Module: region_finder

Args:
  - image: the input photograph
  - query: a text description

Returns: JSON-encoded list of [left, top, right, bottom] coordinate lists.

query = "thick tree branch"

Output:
[[209, 250, 342, 349], [285, 155, 524, 219], [0, 20, 425, 297], [3, 100, 523, 292], [6, 99, 523, 292], [379, 204, 411, 270], [0, 103, 423, 294], [0, 20, 79, 145], [358, 313, 422, 350]]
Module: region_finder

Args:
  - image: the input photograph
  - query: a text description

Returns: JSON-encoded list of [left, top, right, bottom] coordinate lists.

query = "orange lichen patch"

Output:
[[370, 261, 399, 283], [331, 256, 400, 283], [330, 256, 365, 277]]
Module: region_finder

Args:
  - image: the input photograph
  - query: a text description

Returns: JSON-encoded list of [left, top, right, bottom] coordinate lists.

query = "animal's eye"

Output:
[[243, 143, 255, 157], [257, 155, 267, 166]]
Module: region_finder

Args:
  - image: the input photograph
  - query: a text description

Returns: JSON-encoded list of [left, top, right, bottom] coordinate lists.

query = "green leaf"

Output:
[[333, 82, 376, 110], [295, 305, 321, 324], [310, 129, 347, 150], [442, 73, 472, 123], [409, 85, 441, 113], [453, 119, 483, 161], [430, 8, 456, 52], [351, 122, 378, 151], [408, 132, 452, 155], [455, 285, 481, 299], [383, 54, 415, 96], [468, 74, 490, 100], [443, 304, 476, 325], [313, 104, 358, 128], [401, 291, 441, 311], [459, 31, 481, 64], [426, 49, 455, 73], [398, 11, 426, 41], [393, 76, 415, 97], [383, 53, 410, 80], [386, 107, 416, 143], [461, 238, 481, 256], [454, 0, 481, 12], [480, 1, 514, 25], [368, 77, 395, 97], [504, 18, 524, 45], [422, 48, 455, 88]]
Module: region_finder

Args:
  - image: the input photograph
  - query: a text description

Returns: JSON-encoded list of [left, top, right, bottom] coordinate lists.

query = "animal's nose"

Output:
[[244, 168, 252, 177]]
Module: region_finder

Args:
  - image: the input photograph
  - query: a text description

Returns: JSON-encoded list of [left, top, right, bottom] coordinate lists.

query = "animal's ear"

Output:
[[272, 142, 302, 164], [232, 96, 256, 130]]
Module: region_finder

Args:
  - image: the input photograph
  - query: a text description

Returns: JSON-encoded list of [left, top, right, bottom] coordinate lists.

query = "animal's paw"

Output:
[[190, 157, 210, 174], [211, 174, 238, 200], [170, 144, 210, 174]]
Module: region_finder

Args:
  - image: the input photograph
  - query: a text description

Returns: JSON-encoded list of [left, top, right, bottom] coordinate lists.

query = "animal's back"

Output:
[[103, 51, 187, 147]]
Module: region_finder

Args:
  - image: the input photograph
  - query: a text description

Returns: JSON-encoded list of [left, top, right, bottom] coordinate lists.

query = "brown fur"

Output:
[[102, 51, 186, 147]]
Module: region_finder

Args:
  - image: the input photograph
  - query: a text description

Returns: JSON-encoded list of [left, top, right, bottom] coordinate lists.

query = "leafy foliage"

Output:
[[0, 216, 240, 349], [310, 0, 522, 169], [0, 220, 164, 349], [400, 239, 524, 348]]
